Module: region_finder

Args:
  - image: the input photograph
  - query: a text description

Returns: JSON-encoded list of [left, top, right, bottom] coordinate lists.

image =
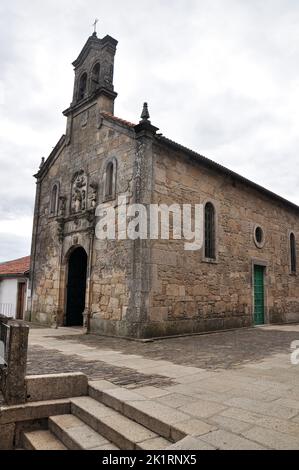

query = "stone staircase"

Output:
[[20, 382, 175, 450]]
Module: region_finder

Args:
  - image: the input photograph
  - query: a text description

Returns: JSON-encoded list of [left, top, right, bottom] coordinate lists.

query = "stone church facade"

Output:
[[28, 32, 299, 338]]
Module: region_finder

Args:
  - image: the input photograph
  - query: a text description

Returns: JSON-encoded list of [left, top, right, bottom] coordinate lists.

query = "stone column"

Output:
[[83, 226, 95, 333], [54, 223, 65, 328], [129, 104, 159, 338]]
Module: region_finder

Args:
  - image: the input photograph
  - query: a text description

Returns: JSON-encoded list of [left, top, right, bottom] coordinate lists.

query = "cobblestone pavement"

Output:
[[27, 345, 175, 388], [26, 324, 299, 449], [50, 325, 299, 370]]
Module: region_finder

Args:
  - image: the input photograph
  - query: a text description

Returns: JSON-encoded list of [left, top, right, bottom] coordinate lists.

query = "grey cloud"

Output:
[[0, 233, 31, 262]]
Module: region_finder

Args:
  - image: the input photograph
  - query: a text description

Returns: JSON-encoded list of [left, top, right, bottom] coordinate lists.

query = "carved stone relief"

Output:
[[89, 181, 98, 209], [71, 170, 87, 214], [81, 110, 89, 127], [96, 108, 103, 129], [103, 62, 113, 88], [57, 219, 64, 242], [58, 196, 66, 217]]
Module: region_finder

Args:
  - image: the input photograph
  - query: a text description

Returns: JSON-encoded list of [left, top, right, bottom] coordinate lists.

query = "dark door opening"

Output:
[[65, 247, 87, 326]]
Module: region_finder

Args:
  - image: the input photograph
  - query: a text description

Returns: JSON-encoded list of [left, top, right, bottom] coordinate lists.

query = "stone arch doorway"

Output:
[[65, 246, 87, 326]]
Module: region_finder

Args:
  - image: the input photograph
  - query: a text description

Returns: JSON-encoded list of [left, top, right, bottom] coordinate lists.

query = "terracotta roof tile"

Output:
[[0, 256, 30, 276], [101, 112, 136, 128]]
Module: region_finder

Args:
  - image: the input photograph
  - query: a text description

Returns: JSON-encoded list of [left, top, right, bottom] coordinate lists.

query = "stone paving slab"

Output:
[[219, 407, 299, 436], [133, 386, 170, 399], [224, 397, 299, 420], [200, 429, 266, 450], [175, 371, 212, 383], [172, 418, 217, 437], [291, 416, 299, 424], [207, 415, 253, 434], [159, 383, 230, 401], [179, 400, 228, 419], [193, 390, 234, 405], [138, 436, 170, 450], [167, 436, 216, 450], [243, 426, 299, 450], [274, 398, 299, 411], [157, 393, 199, 409]]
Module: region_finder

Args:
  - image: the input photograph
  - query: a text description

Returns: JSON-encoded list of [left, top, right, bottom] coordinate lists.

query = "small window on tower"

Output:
[[104, 159, 117, 200], [78, 73, 87, 101], [50, 184, 59, 216], [105, 162, 114, 197], [91, 63, 100, 93]]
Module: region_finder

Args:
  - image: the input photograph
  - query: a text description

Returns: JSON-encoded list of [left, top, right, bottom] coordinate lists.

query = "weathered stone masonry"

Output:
[[146, 139, 299, 337], [28, 32, 299, 338]]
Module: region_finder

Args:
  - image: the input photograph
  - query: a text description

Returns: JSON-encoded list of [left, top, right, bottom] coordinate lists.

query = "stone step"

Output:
[[88, 381, 188, 441], [23, 430, 67, 450], [71, 396, 171, 450], [49, 414, 118, 450]]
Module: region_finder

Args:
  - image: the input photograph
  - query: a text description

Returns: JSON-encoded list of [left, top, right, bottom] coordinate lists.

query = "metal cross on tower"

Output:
[[92, 18, 99, 34]]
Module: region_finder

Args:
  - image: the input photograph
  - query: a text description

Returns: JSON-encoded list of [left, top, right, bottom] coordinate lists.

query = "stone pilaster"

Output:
[[129, 106, 159, 337]]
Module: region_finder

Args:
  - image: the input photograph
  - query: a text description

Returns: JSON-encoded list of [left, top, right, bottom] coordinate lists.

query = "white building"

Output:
[[0, 256, 30, 319]]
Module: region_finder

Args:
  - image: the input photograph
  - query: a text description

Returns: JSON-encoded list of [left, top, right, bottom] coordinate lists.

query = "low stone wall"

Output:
[[0, 372, 88, 449], [25, 372, 88, 402]]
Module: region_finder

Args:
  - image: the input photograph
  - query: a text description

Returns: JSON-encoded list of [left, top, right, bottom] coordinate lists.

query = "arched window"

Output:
[[290, 232, 297, 273], [105, 162, 114, 198], [104, 159, 117, 200], [91, 63, 100, 93], [205, 202, 216, 259], [78, 73, 87, 101], [50, 184, 59, 216]]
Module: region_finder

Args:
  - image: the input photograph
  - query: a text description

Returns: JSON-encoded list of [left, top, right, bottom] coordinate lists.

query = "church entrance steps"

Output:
[[1, 373, 186, 449], [22, 429, 67, 450], [88, 380, 189, 442], [18, 393, 172, 450], [48, 414, 119, 450], [70, 396, 171, 450]]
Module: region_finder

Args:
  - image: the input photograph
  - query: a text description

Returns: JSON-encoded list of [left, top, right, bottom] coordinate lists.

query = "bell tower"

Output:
[[64, 31, 118, 117]]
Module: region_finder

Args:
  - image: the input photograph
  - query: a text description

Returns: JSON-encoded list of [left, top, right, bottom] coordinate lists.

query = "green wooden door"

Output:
[[254, 265, 265, 325]]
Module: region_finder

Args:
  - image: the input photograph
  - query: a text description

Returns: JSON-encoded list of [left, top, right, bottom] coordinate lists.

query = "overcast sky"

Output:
[[1, 0, 299, 262]]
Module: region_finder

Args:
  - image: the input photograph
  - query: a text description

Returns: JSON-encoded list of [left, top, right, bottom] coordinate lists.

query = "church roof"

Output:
[[101, 112, 135, 128], [102, 112, 299, 213], [156, 135, 299, 213], [36, 134, 66, 179], [0, 256, 30, 278]]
